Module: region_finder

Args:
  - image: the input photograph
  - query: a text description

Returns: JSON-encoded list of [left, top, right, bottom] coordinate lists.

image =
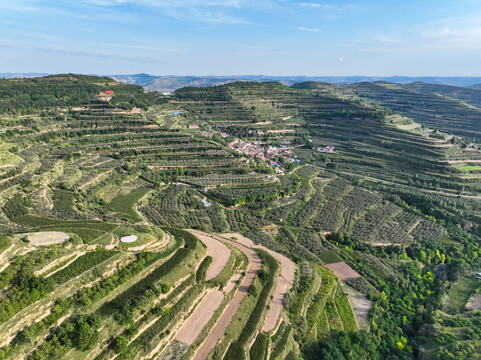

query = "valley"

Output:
[[0, 74, 480, 359]]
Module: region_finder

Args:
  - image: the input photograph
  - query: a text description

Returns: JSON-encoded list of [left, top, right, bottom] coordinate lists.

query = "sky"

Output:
[[1, 0, 481, 76]]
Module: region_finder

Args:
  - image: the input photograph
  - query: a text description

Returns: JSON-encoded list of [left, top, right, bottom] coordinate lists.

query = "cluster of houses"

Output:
[[267, 144, 292, 158], [248, 129, 265, 136], [316, 146, 338, 154], [188, 125, 229, 138], [229, 140, 267, 161], [228, 140, 300, 174], [98, 90, 113, 102]]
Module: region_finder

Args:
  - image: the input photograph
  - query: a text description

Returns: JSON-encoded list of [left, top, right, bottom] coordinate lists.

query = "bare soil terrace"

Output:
[[221, 233, 296, 332], [326, 261, 361, 282], [188, 229, 231, 281], [190, 231, 262, 360]]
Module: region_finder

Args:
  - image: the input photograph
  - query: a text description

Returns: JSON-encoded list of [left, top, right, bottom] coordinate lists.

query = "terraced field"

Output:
[[1, 75, 481, 360]]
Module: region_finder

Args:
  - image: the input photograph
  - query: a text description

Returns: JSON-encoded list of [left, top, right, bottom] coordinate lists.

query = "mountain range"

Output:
[[2, 73, 481, 92]]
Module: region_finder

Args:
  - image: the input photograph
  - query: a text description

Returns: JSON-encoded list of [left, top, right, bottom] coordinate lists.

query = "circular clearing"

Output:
[[120, 235, 138, 243]]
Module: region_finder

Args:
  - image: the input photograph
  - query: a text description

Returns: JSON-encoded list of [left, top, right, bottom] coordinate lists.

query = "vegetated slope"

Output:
[[0, 74, 165, 115], [175, 81, 481, 194], [400, 82, 481, 109], [112, 74, 244, 92], [0, 76, 480, 360], [293, 80, 481, 141]]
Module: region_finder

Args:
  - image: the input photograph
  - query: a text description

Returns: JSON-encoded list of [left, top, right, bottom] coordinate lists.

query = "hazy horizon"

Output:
[[3, 73, 481, 79]]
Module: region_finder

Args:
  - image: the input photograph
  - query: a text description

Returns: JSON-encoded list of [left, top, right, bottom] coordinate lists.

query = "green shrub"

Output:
[[224, 251, 278, 359], [250, 333, 269, 360], [49, 250, 117, 284], [196, 256, 212, 282]]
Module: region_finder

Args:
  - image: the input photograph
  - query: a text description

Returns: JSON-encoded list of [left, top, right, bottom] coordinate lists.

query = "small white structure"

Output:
[[120, 235, 138, 243]]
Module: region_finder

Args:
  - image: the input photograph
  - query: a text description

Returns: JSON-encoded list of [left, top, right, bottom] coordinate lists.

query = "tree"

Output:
[[113, 335, 128, 354]]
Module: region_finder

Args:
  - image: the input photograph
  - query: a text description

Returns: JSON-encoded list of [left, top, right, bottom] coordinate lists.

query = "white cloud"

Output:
[[298, 2, 356, 10], [372, 35, 405, 44], [354, 17, 481, 53], [338, 57, 344, 61], [297, 26, 321, 33], [83, 0, 257, 24], [95, 42, 180, 53], [299, 3, 334, 9], [0, 2, 40, 12], [85, 0, 248, 8], [421, 26, 481, 47], [179, 8, 253, 24]]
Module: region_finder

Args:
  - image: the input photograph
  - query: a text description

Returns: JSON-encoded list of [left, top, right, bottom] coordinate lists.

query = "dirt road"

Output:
[[192, 232, 262, 360], [188, 229, 232, 281], [175, 290, 225, 345], [221, 233, 295, 332]]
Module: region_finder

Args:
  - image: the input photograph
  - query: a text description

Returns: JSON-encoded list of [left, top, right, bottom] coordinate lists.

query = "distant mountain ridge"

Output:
[[2, 73, 481, 91], [0, 73, 49, 79], [111, 74, 481, 92]]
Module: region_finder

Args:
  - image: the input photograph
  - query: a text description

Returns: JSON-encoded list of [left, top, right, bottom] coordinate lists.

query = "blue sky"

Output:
[[1, 0, 481, 76]]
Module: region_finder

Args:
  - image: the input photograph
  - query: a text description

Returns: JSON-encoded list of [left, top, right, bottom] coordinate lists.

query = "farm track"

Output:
[[189, 231, 262, 360], [220, 233, 296, 332], [78, 169, 113, 190], [135, 190, 154, 226], [0, 244, 35, 273], [187, 229, 231, 281], [446, 159, 481, 164], [223, 271, 242, 294], [174, 290, 224, 345], [36, 251, 84, 277], [143, 231, 171, 252], [0, 242, 15, 270], [141, 290, 208, 360]]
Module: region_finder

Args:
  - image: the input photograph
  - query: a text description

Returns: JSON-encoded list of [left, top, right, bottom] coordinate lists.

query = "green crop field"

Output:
[[459, 166, 481, 172]]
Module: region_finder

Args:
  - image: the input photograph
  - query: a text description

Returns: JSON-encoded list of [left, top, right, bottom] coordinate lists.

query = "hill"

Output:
[[0, 75, 480, 360], [293, 81, 481, 142], [112, 74, 481, 92], [4, 73, 481, 91], [400, 82, 481, 108]]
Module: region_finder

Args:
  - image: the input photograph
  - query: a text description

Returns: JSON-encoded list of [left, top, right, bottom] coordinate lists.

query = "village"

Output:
[[228, 139, 300, 173]]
